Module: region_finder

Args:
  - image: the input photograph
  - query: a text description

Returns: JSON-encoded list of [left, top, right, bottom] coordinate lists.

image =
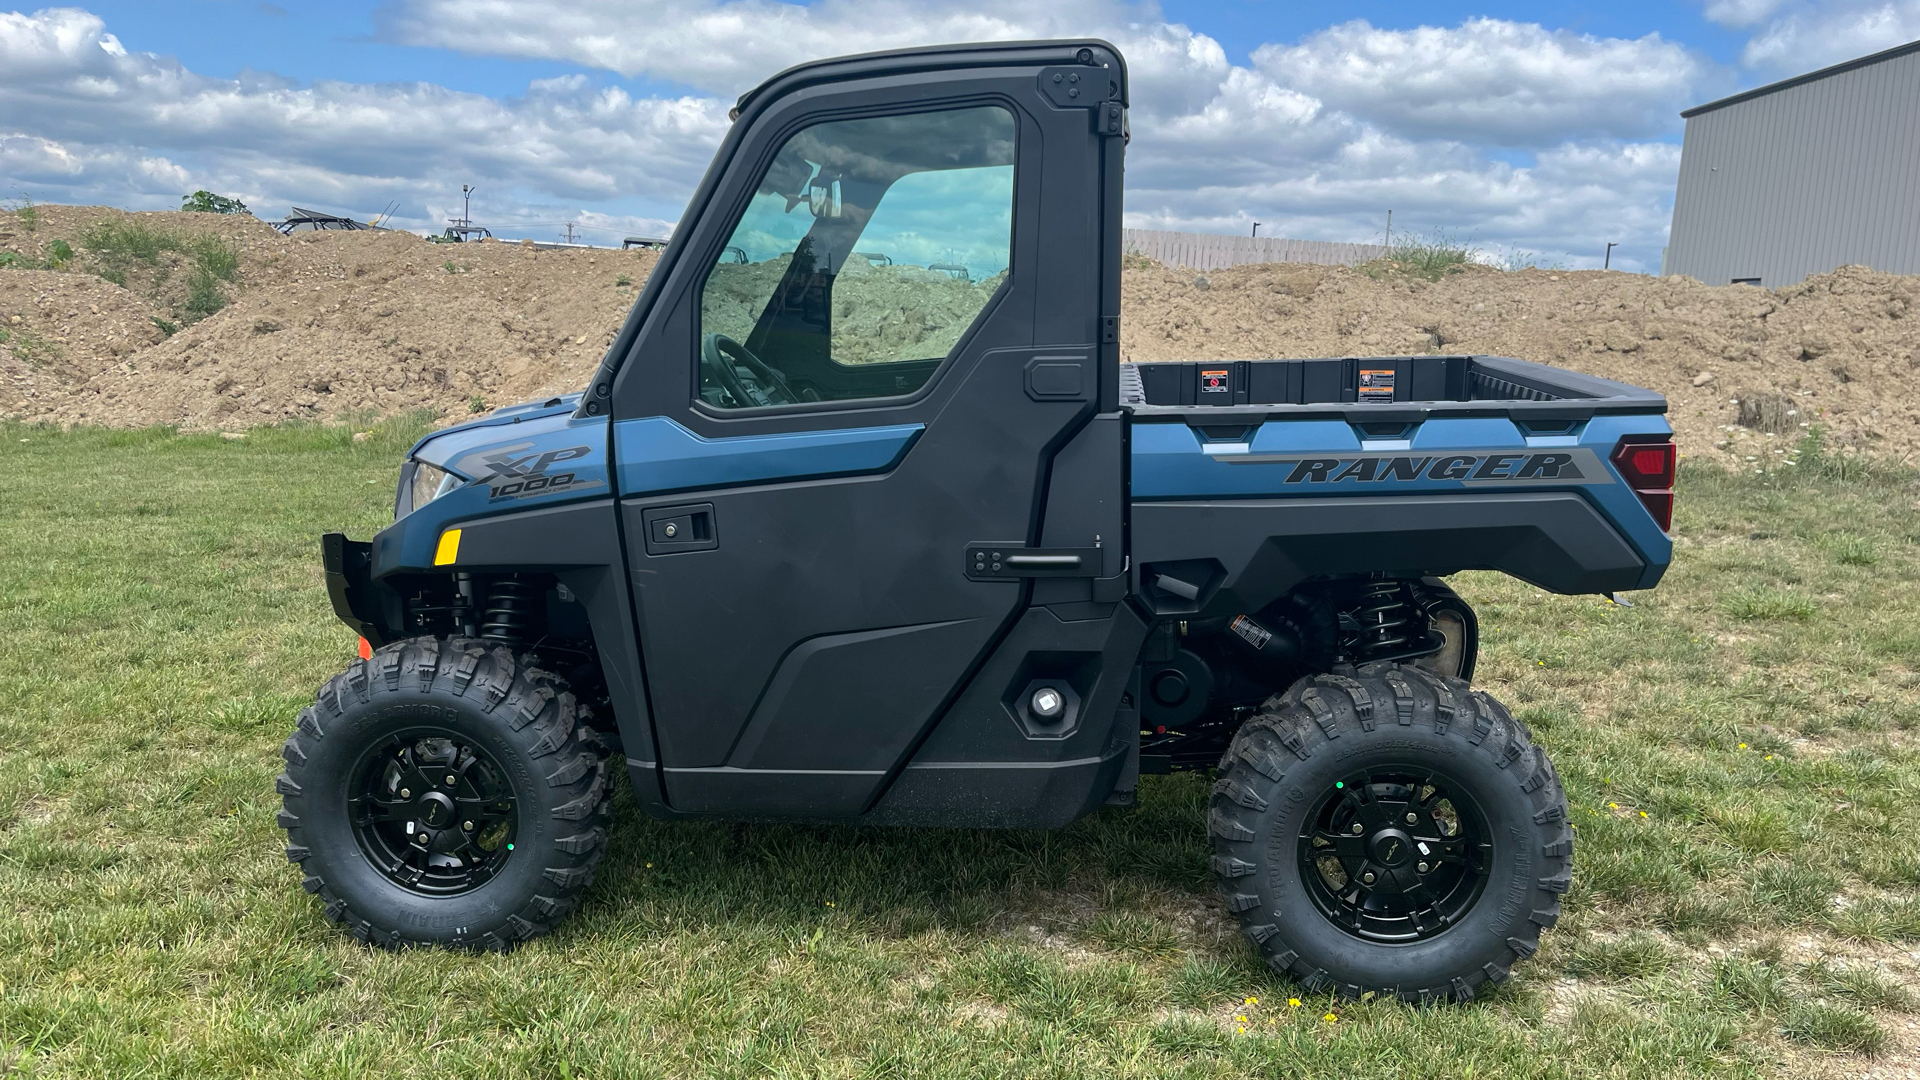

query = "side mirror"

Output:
[[809, 179, 842, 219]]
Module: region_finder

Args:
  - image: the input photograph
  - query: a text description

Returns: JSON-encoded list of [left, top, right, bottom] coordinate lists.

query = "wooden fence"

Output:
[[1122, 229, 1386, 271]]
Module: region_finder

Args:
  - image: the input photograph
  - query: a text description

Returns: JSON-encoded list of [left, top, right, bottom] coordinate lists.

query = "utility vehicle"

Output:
[[279, 39, 1675, 1001]]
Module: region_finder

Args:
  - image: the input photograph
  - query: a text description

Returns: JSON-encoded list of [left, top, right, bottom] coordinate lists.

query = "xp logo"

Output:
[[477, 445, 594, 501]]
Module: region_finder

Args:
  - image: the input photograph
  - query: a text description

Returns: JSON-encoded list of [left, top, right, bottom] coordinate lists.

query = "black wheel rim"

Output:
[[1296, 766, 1492, 943], [349, 729, 519, 896]]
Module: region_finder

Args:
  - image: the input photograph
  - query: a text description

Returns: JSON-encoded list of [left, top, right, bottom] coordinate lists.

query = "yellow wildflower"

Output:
[[1244, 997, 1259, 1006], [1323, 1012, 1338, 1023], [1739, 743, 1747, 749], [1235, 1015, 1248, 1023], [1288, 998, 1301, 1007], [1639, 811, 1648, 818]]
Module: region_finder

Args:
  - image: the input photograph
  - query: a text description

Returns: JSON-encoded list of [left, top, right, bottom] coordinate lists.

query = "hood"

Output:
[[410, 393, 591, 474]]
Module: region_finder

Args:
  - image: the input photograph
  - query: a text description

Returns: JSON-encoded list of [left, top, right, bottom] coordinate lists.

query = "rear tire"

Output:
[[1209, 662, 1570, 1002], [277, 636, 613, 951]]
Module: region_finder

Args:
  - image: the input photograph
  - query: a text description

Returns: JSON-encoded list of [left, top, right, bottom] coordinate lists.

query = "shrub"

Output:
[[181, 190, 250, 215]]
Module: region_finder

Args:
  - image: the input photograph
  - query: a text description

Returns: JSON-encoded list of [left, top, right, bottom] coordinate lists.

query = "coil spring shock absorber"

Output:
[[478, 577, 538, 647], [1355, 576, 1416, 660]]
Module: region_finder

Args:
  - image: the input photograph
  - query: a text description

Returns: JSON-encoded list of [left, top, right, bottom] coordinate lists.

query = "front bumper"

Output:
[[322, 532, 396, 646]]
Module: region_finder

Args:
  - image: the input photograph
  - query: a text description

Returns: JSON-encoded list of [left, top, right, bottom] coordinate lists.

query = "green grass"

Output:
[[2, 425, 1919, 1077]]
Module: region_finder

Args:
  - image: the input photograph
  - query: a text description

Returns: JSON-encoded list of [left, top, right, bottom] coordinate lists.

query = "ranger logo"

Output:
[[1218, 448, 1612, 486]]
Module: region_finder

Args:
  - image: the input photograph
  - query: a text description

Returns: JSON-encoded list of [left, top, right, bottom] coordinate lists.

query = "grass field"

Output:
[[2, 420, 1919, 1079]]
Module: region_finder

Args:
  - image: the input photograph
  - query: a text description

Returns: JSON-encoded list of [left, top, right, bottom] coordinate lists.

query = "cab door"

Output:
[[604, 49, 1125, 817]]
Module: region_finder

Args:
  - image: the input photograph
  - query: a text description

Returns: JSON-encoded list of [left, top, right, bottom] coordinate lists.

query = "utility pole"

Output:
[[1252, 221, 1262, 239], [1603, 241, 1618, 270], [1385, 210, 1393, 250], [564, 222, 578, 244]]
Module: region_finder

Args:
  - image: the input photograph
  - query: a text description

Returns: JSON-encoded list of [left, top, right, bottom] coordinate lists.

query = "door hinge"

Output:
[[1094, 101, 1126, 138]]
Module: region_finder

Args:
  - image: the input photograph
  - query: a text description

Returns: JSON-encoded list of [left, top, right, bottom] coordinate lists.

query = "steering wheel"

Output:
[[701, 333, 799, 407]]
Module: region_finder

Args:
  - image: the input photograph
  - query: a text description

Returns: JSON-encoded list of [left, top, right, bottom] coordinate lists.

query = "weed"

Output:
[[9, 194, 37, 232], [0, 251, 20, 269], [151, 316, 178, 337], [1804, 961, 1919, 1012], [1751, 864, 1839, 922], [0, 324, 61, 368], [1828, 533, 1879, 566], [467, 395, 486, 413], [1566, 932, 1676, 981], [44, 238, 73, 269], [190, 235, 241, 282], [1360, 230, 1479, 282], [443, 260, 458, 273], [184, 266, 226, 319], [79, 219, 181, 264], [1711, 956, 1790, 1012], [616, 274, 633, 287], [1782, 1001, 1887, 1054], [1722, 585, 1815, 620]]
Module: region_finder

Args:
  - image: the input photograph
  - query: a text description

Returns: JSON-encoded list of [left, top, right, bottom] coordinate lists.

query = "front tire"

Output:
[[276, 636, 613, 951], [1209, 663, 1570, 1002]]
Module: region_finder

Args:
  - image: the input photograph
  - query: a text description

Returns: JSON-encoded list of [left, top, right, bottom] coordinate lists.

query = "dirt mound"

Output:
[[1123, 260, 1920, 464], [0, 269, 171, 418], [6, 203, 1920, 466], [9, 221, 654, 429]]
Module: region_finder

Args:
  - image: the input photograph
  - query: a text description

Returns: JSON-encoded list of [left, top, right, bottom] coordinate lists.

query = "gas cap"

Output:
[[1030, 687, 1065, 719]]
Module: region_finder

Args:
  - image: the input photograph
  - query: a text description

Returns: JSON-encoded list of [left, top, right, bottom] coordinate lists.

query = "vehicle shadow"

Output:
[[581, 769, 1226, 941]]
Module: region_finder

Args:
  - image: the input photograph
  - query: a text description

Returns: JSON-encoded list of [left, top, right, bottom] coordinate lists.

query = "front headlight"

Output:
[[408, 462, 460, 516]]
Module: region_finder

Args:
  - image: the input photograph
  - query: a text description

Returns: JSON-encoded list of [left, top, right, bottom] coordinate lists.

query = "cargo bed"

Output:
[[1121, 355, 1666, 422]]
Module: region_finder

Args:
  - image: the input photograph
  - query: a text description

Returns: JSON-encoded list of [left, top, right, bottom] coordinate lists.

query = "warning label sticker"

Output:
[[1199, 368, 1231, 394], [1358, 368, 1396, 402], [1229, 615, 1273, 650]]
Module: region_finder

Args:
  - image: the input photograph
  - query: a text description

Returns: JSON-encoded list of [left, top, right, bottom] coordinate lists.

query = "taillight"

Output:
[[1611, 435, 1675, 532]]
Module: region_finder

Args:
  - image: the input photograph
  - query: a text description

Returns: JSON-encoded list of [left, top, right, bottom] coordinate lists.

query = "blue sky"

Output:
[[4, 1, 1918, 272]]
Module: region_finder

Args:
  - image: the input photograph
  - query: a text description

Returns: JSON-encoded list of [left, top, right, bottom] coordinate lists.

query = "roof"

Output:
[[730, 39, 1127, 121], [1683, 37, 1920, 118]]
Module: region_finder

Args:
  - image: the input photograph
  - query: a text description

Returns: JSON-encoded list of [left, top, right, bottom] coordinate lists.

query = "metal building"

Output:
[[1664, 39, 1920, 286]]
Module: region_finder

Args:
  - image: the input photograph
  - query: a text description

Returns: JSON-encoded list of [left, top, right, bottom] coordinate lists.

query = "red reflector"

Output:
[[357, 636, 373, 660], [1637, 490, 1673, 532]]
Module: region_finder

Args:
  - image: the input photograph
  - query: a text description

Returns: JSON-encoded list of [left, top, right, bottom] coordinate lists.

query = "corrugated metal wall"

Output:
[[1666, 48, 1920, 286], [1122, 229, 1386, 270]]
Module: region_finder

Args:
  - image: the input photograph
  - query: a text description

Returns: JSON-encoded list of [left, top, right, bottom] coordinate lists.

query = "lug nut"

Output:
[[1417, 861, 1430, 873], [445, 774, 457, 786], [1362, 872, 1376, 885], [399, 788, 411, 799], [1350, 823, 1364, 835], [1406, 812, 1418, 824], [462, 820, 474, 831]]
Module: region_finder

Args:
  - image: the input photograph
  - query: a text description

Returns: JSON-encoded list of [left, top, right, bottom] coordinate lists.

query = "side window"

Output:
[[697, 105, 1015, 409]]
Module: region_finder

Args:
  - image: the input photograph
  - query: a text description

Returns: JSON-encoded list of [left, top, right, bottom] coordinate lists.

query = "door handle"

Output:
[[1007, 554, 1081, 568], [965, 545, 1101, 580]]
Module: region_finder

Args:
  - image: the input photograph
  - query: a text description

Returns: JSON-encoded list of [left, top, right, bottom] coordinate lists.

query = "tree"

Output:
[[181, 190, 249, 215]]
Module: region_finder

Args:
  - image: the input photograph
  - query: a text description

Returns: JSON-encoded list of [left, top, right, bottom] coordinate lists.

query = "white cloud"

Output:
[[376, 0, 1141, 95], [1254, 19, 1713, 146], [0, 8, 728, 233], [0, 5, 1724, 271], [1728, 1, 1920, 71]]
